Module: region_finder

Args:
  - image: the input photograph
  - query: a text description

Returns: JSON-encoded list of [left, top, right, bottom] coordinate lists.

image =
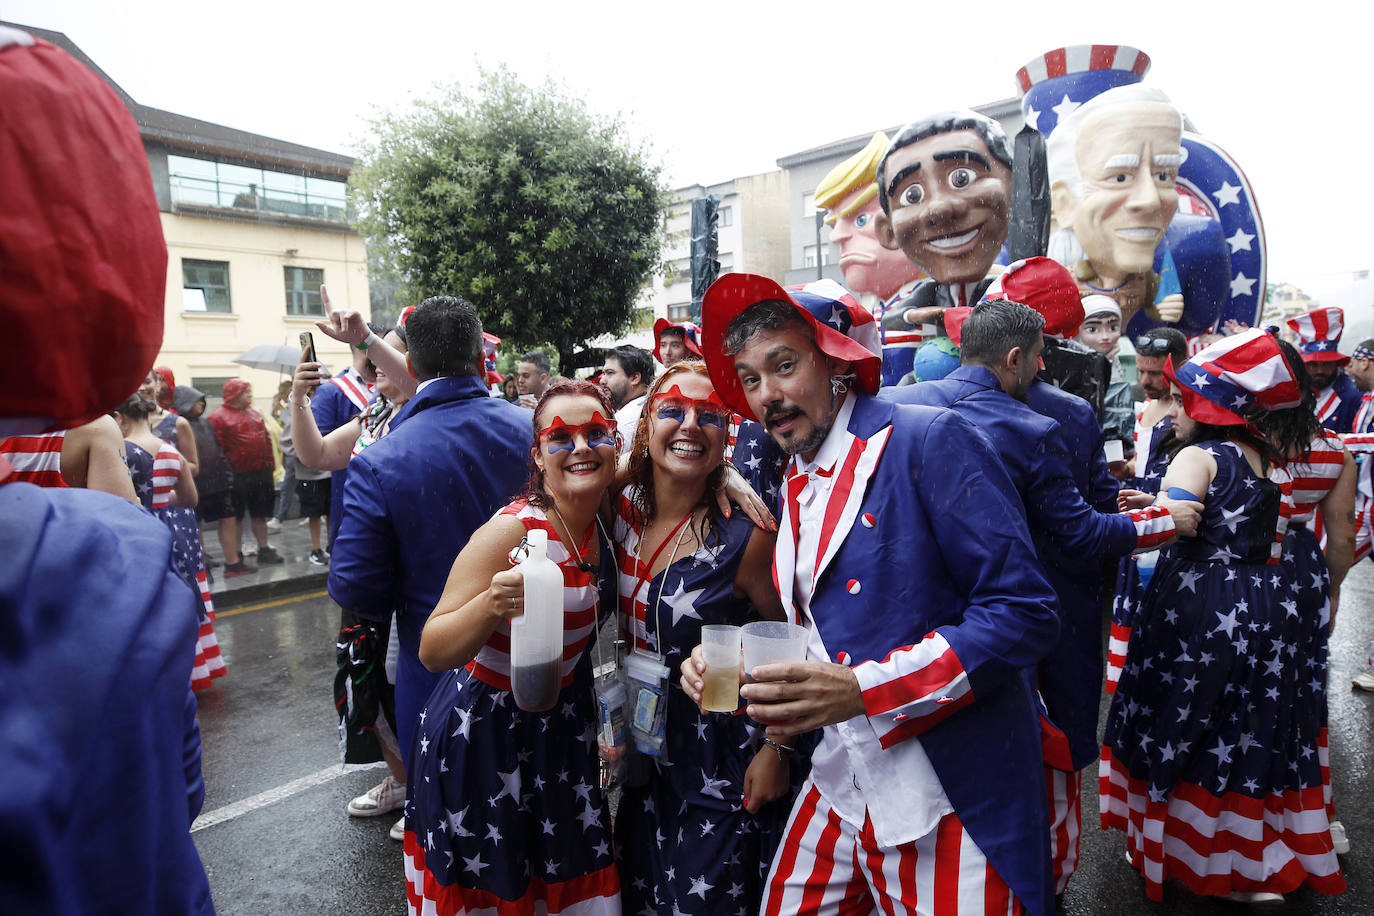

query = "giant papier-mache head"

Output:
[[0, 26, 168, 437], [814, 132, 925, 301], [873, 110, 1014, 288], [1046, 84, 1185, 285]]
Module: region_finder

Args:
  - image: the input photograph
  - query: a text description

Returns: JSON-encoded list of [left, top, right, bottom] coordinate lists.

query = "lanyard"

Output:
[[629, 510, 695, 656]]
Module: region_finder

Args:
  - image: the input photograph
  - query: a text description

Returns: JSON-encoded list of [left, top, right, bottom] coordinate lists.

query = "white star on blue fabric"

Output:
[[1226, 227, 1255, 253], [1051, 94, 1080, 119], [1213, 181, 1243, 207]]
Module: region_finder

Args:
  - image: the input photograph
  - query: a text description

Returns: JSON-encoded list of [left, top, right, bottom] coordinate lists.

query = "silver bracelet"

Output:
[[762, 737, 794, 762], [292, 397, 311, 410]]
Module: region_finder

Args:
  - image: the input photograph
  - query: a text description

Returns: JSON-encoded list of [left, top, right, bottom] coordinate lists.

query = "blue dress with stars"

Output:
[[612, 498, 800, 916], [403, 501, 620, 915], [1107, 416, 1175, 695], [1101, 439, 1345, 899]]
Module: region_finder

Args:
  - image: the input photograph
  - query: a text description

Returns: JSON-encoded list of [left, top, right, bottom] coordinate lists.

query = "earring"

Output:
[[830, 376, 849, 397]]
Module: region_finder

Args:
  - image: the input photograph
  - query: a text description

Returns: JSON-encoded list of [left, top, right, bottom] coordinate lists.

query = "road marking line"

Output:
[[215, 589, 328, 617], [191, 761, 385, 832]]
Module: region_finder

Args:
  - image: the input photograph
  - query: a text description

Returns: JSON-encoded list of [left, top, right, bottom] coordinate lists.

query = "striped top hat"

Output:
[[1164, 327, 1302, 426], [652, 318, 704, 364], [1286, 307, 1348, 364], [1015, 45, 1151, 137], [700, 274, 881, 421], [981, 257, 1085, 340]]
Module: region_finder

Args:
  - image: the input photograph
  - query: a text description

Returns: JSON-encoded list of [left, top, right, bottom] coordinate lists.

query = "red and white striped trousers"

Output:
[[762, 779, 1024, 916], [1045, 767, 1082, 895]]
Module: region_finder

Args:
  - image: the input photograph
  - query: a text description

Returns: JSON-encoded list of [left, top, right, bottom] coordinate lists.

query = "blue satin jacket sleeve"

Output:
[[328, 455, 399, 622], [918, 410, 1061, 694]]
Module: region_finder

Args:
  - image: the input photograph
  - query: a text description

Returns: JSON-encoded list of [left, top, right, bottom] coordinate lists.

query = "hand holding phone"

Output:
[[299, 331, 317, 364]]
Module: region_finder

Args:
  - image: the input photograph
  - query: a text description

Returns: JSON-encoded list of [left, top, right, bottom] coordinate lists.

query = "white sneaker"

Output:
[[242, 542, 257, 557], [347, 775, 406, 817], [389, 815, 405, 841], [1221, 891, 1284, 905], [1353, 669, 1374, 691], [266, 518, 283, 532], [1330, 820, 1351, 854]]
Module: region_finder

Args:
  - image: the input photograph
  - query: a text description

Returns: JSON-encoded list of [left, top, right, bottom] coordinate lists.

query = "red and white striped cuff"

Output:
[[1342, 432, 1374, 455], [1129, 505, 1175, 553], [850, 632, 972, 749]]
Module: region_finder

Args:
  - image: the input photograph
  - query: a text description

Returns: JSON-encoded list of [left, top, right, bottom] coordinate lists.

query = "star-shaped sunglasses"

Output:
[[537, 412, 618, 453], [650, 385, 730, 429]]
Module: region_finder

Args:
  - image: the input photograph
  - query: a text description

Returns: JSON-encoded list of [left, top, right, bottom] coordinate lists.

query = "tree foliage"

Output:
[[350, 69, 668, 371]]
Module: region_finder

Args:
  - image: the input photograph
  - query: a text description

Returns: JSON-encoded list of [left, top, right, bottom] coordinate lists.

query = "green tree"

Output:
[[350, 68, 668, 372]]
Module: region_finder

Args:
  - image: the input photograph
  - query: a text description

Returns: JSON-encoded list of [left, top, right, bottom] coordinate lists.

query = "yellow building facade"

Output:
[[159, 211, 369, 402]]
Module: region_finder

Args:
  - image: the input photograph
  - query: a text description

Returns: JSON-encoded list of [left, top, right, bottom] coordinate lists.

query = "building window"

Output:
[[190, 377, 233, 400], [803, 245, 832, 269], [285, 267, 325, 316], [182, 258, 232, 313], [667, 302, 692, 321], [167, 154, 349, 222], [719, 206, 733, 227], [802, 191, 816, 216]]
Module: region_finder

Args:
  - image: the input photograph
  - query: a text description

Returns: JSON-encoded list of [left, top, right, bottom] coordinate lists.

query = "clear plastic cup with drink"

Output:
[[699, 624, 742, 712]]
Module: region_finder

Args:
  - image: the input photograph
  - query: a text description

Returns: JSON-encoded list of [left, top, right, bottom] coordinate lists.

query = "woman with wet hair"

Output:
[[610, 360, 793, 915], [1102, 330, 1347, 905], [113, 391, 227, 690], [407, 379, 622, 915]]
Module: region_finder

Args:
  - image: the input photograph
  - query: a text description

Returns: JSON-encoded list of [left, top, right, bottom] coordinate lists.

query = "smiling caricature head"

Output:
[[1047, 85, 1184, 285], [873, 111, 1014, 288], [816, 132, 924, 300]]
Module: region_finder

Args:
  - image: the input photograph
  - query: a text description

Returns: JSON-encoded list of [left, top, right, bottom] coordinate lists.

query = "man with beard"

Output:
[[684, 273, 1060, 915], [886, 301, 1195, 896], [600, 344, 654, 455], [1129, 326, 1188, 489], [1288, 307, 1362, 435]]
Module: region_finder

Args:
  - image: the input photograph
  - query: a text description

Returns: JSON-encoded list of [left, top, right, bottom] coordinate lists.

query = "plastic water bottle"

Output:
[[509, 528, 565, 712]]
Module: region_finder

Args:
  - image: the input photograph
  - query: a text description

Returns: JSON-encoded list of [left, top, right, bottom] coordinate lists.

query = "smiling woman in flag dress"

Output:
[[405, 380, 623, 916], [1101, 329, 1347, 905], [610, 361, 793, 916]]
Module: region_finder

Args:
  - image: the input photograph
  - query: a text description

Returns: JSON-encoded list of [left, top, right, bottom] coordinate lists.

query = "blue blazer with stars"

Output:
[[786, 393, 1059, 916], [887, 366, 1149, 771], [328, 375, 531, 761]]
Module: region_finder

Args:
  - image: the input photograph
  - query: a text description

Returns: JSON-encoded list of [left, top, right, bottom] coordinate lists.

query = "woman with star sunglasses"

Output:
[[409, 379, 623, 915], [609, 361, 796, 916]]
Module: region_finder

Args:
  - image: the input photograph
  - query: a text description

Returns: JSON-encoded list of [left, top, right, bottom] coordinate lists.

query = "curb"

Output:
[[212, 571, 329, 610]]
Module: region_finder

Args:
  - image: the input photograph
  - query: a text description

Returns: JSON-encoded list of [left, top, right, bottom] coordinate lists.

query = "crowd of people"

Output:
[[6, 27, 1374, 916]]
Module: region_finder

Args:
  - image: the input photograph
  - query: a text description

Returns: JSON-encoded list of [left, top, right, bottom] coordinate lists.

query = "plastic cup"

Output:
[[1104, 439, 1125, 463], [700, 624, 742, 712], [741, 621, 809, 681]]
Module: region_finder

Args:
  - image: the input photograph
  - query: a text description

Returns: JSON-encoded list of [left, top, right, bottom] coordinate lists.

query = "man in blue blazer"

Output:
[[686, 274, 1062, 916], [885, 299, 1199, 896], [328, 296, 530, 780]]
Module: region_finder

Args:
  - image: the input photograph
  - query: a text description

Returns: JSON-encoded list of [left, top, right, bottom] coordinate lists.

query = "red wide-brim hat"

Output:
[[700, 273, 881, 421]]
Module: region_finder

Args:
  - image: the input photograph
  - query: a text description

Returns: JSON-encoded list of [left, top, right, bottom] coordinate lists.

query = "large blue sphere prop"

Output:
[[912, 337, 961, 383]]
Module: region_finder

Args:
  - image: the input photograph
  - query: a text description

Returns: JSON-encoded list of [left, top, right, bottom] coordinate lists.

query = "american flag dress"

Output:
[[126, 441, 226, 691], [611, 493, 800, 916], [151, 413, 226, 689], [1106, 415, 1176, 695], [403, 500, 620, 916], [1271, 433, 1348, 820], [1101, 439, 1345, 899]]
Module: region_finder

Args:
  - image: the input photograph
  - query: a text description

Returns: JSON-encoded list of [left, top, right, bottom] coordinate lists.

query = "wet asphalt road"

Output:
[[192, 563, 1374, 915]]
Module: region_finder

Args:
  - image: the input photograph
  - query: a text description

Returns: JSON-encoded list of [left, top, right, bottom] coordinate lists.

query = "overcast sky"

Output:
[[7, 0, 1370, 294]]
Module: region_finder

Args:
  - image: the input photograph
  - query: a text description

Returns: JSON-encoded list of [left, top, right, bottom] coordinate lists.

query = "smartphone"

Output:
[[299, 331, 316, 364]]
